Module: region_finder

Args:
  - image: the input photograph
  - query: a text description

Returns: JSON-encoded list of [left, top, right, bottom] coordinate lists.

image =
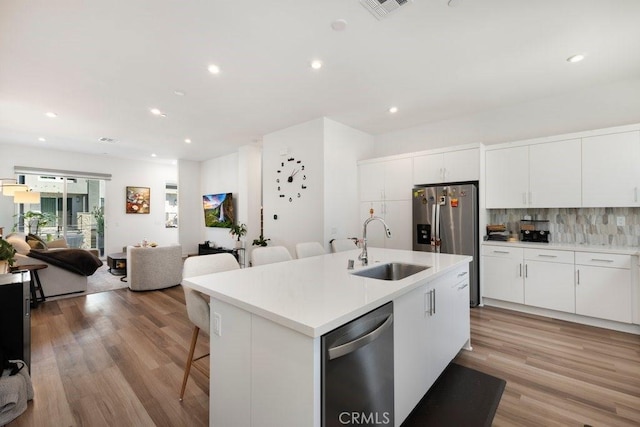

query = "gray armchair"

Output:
[[126, 244, 183, 291]]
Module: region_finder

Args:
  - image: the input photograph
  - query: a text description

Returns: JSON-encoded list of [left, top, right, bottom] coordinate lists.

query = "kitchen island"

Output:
[[183, 247, 472, 427]]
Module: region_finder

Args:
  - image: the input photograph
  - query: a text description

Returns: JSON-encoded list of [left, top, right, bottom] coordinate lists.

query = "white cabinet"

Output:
[[360, 200, 412, 250], [483, 243, 636, 326], [413, 148, 479, 185], [529, 139, 582, 207], [575, 252, 632, 323], [359, 158, 412, 250], [485, 139, 581, 208], [523, 249, 575, 313], [481, 245, 524, 303], [394, 264, 470, 425], [485, 146, 529, 208], [582, 131, 640, 207], [359, 157, 413, 202]]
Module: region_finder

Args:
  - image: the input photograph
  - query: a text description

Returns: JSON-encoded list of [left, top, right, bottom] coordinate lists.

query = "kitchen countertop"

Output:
[[182, 248, 471, 338], [482, 240, 640, 256]]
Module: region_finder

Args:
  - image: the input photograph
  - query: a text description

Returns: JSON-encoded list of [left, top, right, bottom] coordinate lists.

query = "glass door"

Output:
[[17, 175, 106, 256]]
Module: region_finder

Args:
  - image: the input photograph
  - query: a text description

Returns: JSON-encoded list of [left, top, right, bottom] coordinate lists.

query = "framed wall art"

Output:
[[126, 186, 150, 214]]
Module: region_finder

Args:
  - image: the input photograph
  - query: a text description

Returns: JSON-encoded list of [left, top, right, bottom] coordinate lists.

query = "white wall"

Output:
[[178, 159, 202, 256], [323, 120, 375, 248], [374, 77, 640, 157], [238, 144, 262, 262], [0, 144, 178, 255], [263, 118, 325, 256], [200, 152, 240, 249]]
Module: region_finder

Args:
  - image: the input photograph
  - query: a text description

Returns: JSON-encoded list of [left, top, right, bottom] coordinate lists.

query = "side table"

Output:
[[10, 264, 47, 307], [107, 252, 127, 276]]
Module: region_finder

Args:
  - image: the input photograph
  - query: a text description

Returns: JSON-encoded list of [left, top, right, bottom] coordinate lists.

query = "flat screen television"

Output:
[[202, 193, 234, 228]]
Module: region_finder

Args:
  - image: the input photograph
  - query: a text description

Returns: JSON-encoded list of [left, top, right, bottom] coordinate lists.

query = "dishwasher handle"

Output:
[[328, 314, 394, 360]]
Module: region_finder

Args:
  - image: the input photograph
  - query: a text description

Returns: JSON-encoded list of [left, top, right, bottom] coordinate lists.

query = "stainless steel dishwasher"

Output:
[[322, 302, 394, 427]]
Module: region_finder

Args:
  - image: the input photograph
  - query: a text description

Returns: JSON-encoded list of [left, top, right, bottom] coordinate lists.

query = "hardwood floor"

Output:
[[10, 286, 209, 427], [8, 288, 640, 426], [455, 306, 640, 427]]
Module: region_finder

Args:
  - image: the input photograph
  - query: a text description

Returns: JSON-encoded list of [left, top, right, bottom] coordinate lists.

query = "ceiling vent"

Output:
[[360, 0, 412, 20]]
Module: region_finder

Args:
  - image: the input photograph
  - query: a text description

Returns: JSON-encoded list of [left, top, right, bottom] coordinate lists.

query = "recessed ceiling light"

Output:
[[567, 54, 585, 63], [311, 60, 323, 70], [38, 137, 46, 142], [98, 137, 116, 143], [185, 138, 192, 144], [45, 112, 57, 118], [151, 153, 157, 158], [331, 19, 347, 31], [150, 108, 166, 117], [174, 90, 185, 96], [389, 106, 399, 114], [208, 64, 221, 74]]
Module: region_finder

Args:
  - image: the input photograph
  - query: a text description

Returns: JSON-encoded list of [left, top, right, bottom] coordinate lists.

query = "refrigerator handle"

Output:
[[430, 202, 436, 247], [434, 202, 441, 252]]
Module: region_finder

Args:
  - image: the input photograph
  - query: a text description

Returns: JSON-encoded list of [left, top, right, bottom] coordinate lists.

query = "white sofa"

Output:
[[126, 244, 183, 291], [5, 232, 88, 297]]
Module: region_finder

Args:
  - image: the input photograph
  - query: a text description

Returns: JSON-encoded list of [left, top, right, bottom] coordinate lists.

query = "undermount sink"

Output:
[[352, 262, 430, 281]]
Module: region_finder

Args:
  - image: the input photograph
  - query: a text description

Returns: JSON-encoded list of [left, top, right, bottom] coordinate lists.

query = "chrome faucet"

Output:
[[358, 216, 392, 266]]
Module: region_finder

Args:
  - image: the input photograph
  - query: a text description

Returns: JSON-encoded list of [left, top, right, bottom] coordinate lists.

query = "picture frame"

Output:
[[126, 186, 150, 214]]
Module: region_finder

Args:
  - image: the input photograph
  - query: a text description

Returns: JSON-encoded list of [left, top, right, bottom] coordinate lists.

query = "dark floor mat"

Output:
[[401, 363, 506, 427]]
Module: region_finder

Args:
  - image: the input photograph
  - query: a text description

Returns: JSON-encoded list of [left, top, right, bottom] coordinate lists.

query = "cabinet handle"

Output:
[[493, 250, 510, 254], [538, 254, 558, 258], [590, 258, 614, 263], [525, 264, 528, 278], [577, 269, 580, 285], [457, 283, 469, 290], [457, 271, 468, 277], [519, 263, 522, 277], [432, 289, 436, 315]]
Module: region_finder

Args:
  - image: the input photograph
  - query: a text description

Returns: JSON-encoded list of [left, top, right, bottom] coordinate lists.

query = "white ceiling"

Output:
[[1, 0, 639, 163]]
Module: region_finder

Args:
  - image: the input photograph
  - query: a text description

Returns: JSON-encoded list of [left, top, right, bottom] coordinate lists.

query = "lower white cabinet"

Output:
[[481, 246, 524, 303], [482, 243, 635, 325], [575, 252, 632, 323], [394, 264, 470, 425], [523, 249, 575, 313]]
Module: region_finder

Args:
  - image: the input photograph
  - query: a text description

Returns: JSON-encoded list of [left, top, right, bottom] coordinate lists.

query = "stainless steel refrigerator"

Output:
[[412, 183, 479, 306]]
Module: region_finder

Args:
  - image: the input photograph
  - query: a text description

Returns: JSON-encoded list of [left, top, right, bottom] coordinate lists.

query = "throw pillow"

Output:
[[26, 234, 48, 250]]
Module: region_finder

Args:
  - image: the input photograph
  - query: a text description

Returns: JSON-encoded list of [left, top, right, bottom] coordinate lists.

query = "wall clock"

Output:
[[276, 156, 307, 202]]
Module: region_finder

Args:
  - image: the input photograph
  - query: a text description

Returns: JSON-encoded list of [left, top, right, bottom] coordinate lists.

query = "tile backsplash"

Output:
[[488, 208, 640, 247]]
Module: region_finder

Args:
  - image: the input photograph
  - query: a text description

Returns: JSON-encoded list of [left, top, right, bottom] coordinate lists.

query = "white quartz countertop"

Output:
[[482, 240, 640, 256], [182, 248, 471, 338]]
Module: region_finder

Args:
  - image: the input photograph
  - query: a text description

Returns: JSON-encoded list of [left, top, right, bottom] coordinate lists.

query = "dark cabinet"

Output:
[[198, 244, 245, 267], [0, 272, 31, 370]]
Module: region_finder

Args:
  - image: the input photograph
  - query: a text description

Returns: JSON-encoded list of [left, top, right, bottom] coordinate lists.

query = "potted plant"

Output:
[[252, 235, 270, 247], [92, 206, 105, 256], [229, 223, 248, 248], [23, 210, 55, 235], [0, 238, 17, 274]]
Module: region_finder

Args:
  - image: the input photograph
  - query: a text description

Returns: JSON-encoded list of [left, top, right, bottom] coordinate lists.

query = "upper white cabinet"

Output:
[[582, 131, 640, 207], [485, 146, 529, 208], [485, 139, 582, 208], [359, 157, 413, 202], [529, 139, 582, 207], [413, 148, 479, 185], [485, 126, 640, 209]]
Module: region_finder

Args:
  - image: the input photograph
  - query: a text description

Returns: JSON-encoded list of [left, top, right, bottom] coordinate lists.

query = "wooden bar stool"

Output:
[[10, 264, 48, 307]]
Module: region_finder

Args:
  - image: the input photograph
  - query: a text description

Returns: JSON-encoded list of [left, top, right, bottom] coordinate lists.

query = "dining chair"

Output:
[[330, 238, 359, 253], [251, 246, 292, 266], [295, 241, 326, 259], [179, 253, 239, 401]]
